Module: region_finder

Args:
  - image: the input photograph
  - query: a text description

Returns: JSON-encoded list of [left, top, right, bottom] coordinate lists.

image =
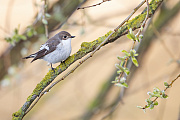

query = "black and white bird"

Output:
[[23, 31, 75, 71]]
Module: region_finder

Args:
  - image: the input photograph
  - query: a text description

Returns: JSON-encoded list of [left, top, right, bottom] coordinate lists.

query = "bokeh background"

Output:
[[0, 0, 180, 120]]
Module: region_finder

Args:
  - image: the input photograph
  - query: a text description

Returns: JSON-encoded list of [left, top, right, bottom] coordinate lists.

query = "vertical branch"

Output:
[[43, 0, 49, 38], [5, 0, 15, 32], [136, 0, 149, 38]]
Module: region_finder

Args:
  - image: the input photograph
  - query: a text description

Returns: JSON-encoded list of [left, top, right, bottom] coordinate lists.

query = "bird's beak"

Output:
[[70, 36, 75, 38]]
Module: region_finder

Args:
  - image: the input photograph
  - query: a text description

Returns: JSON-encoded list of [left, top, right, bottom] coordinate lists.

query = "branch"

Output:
[[43, 0, 49, 38], [80, 2, 180, 119], [77, 0, 111, 10], [12, 0, 163, 119], [140, 74, 180, 111]]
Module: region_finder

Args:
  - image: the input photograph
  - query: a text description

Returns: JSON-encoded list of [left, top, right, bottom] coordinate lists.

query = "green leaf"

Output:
[[139, 34, 143, 39], [19, 35, 27, 40], [145, 99, 149, 103], [111, 80, 117, 83], [120, 61, 124, 66], [115, 64, 124, 71], [45, 13, 51, 18], [127, 28, 136, 41], [135, 36, 140, 42], [137, 106, 143, 109], [26, 26, 37, 37], [164, 81, 169, 88], [117, 70, 122, 74], [129, 28, 133, 34], [153, 87, 161, 93], [162, 93, 168, 99], [122, 50, 128, 54], [145, 105, 150, 108], [115, 83, 128, 88], [132, 57, 139, 67], [127, 33, 136, 41], [124, 68, 130, 76], [127, 34, 133, 40], [150, 104, 154, 109], [42, 18, 48, 25], [117, 56, 125, 61], [134, 53, 139, 56], [121, 82, 128, 88], [147, 92, 153, 96], [27, 30, 33, 37], [153, 93, 161, 97], [115, 76, 119, 81], [14, 28, 19, 34], [130, 49, 136, 54], [154, 101, 158, 106], [130, 50, 134, 57]]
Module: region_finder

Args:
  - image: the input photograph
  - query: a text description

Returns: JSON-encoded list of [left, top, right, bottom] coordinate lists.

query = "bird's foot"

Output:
[[51, 64, 55, 73], [51, 67, 56, 73]]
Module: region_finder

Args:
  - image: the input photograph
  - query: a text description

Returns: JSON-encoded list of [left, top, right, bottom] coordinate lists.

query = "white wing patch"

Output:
[[40, 44, 50, 51]]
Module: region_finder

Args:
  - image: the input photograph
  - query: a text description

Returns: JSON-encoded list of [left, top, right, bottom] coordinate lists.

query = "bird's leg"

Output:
[[51, 63, 55, 73], [58, 62, 62, 72]]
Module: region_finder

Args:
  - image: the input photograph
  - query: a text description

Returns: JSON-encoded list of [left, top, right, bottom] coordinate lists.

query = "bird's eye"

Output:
[[63, 36, 68, 39]]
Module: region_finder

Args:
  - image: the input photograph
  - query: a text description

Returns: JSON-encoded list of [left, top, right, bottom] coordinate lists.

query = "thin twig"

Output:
[[24, 0, 147, 116], [136, 0, 149, 37], [43, 0, 49, 38], [102, 1, 150, 119], [77, 0, 111, 10], [5, 0, 15, 33], [142, 74, 180, 110]]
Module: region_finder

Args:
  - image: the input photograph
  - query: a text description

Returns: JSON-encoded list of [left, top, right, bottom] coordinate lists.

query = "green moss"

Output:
[[65, 55, 75, 65], [105, 30, 113, 37], [27, 94, 33, 102], [12, 108, 24, 120], [127, 13, 146, 29]]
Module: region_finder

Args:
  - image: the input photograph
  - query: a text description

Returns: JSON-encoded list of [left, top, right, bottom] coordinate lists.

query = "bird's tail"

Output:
[[22, 54, 36, 59]]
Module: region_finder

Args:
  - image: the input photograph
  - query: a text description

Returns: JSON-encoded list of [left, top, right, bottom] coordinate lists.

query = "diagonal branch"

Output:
[[12, 0, 163, 119]]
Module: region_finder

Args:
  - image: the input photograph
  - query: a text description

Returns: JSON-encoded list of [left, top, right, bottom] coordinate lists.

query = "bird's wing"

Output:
[[31, 39, 60, 63]]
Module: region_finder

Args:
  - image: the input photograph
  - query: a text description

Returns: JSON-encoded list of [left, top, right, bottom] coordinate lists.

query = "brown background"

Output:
[[0, 0, 180, 120]]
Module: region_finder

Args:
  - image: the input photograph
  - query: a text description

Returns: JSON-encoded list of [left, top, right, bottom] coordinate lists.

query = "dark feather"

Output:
[[31, 46, 56, 63], [23, 31, 74, 63]]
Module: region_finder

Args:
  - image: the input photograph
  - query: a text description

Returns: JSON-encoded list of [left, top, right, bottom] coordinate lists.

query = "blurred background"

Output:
[[0, 0, 180, 120]]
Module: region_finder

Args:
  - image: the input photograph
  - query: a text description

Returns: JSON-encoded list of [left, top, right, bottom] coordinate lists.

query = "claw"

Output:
[[51, 63, 55, 73]]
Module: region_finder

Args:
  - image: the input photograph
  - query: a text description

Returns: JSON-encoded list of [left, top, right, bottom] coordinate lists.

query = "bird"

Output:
[[23, 31, 75, 72]]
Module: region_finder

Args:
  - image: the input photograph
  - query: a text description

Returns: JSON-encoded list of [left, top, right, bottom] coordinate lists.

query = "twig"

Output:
[[5, 0, 15, 33], [24, 0, 147, 116], [142, 74, 180, 110], [77, 0, 111, 10], [102, 1, 150, 119], [136, 0, 149, 38], [43, 0, 49, 38], [115, 0, 146, 32]]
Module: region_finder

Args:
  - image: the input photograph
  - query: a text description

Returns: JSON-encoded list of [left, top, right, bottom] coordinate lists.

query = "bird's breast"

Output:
[[43, 39, 72, 64]]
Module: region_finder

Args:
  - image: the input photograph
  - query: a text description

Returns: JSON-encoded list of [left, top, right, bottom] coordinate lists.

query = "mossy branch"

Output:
[[12, 0, 163, 119]]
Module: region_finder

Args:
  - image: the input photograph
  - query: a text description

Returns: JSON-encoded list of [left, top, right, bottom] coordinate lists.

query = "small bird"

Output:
[[23, 31, 75, 71]]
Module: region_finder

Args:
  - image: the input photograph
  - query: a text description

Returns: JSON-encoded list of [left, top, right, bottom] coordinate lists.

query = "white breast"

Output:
[[42, 38, 72, 64]]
